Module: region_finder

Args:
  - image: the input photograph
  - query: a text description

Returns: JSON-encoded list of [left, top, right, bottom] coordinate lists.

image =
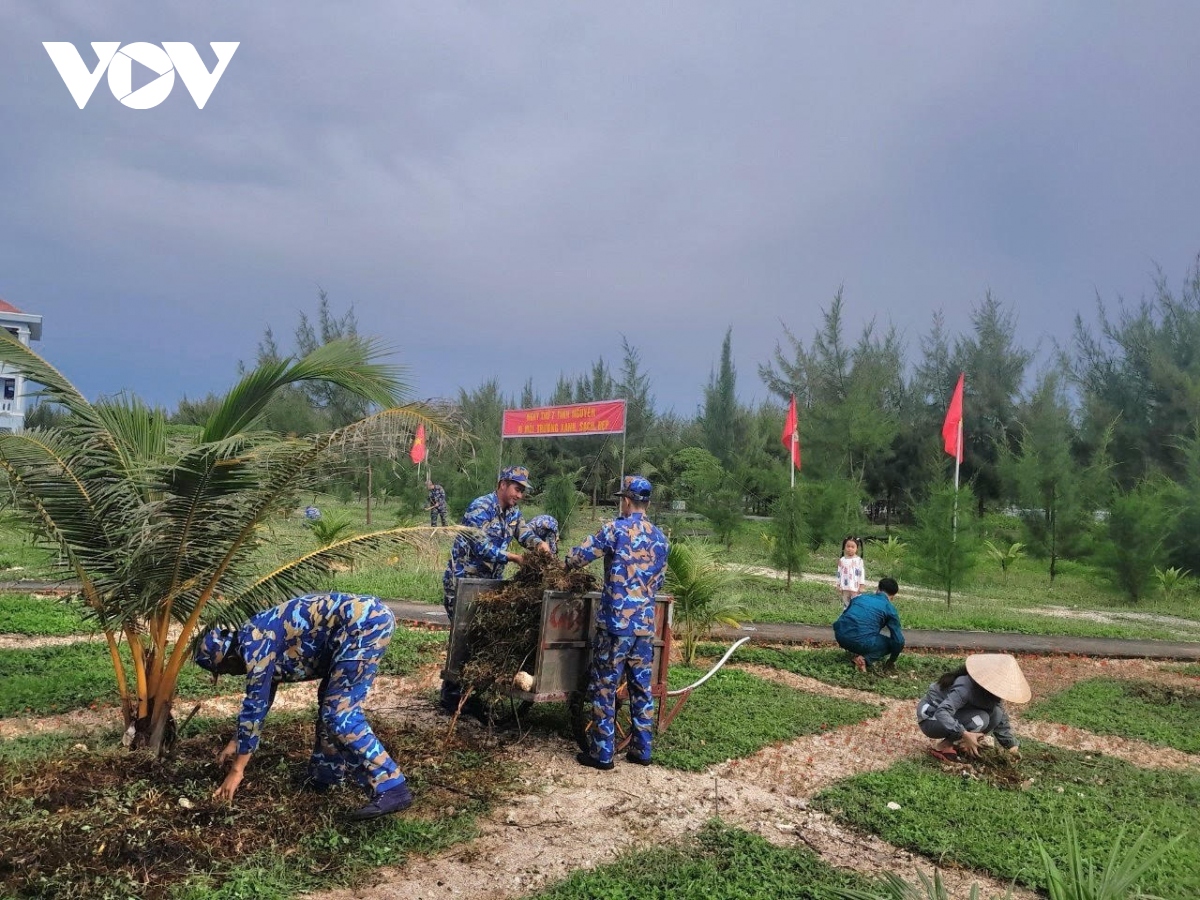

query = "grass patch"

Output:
[[736, 575, 1199, 642], [0, 724, 128, 763], [0, 714, 512, 899], [377, 626, 446, 676], [1026, 678, 1200, 753], [0, 529, 61, 581], [813, 741, 1200, 899], [698, 642, 953, 700], [333, 564, 444, 603], [0, 625, 443, 718], [463, 664, 881, 772], [653, 666, 881, 770], [0, 594, 92, 636], [0, 642, 223, 718], [528, 820, 871, 899]]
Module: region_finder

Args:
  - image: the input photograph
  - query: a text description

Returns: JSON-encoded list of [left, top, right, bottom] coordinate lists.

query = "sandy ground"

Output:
[[297, 653, 1197, 900], [3, 642, 1196, 900]]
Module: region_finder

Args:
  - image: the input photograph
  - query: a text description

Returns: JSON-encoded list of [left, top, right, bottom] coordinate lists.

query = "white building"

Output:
[[0, 298, 43, 433]]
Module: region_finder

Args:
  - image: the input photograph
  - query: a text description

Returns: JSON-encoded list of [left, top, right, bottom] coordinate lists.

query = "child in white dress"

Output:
[[836, 536, 866, 608]]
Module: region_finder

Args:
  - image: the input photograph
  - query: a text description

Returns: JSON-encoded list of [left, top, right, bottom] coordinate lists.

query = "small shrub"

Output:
[[983, 540, 1025, 585], [1154, 565, 1191, 600]]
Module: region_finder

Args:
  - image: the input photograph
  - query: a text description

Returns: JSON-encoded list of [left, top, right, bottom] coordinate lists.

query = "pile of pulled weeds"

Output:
[[459, 549, 596, 710], [0, 717, 511, 899]]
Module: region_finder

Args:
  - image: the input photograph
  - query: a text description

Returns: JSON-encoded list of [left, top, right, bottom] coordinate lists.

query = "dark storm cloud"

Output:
[[1, 1, 1199, 411]]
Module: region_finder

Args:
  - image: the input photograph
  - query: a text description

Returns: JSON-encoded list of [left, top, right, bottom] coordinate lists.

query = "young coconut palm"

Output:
[[664, 540, 745, 665], [0, 332, 449, 755]]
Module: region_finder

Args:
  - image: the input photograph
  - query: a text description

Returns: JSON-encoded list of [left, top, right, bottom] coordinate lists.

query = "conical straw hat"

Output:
[[965, 653, 1031, 703]]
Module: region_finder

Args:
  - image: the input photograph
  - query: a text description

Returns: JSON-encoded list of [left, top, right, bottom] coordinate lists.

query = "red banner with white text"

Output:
[[502, 400, 627, 439]]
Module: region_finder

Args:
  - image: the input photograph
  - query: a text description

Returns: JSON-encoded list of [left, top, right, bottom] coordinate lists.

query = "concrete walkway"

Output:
[[4, 580, 1198, 661], [378, 599, 1200, 662]]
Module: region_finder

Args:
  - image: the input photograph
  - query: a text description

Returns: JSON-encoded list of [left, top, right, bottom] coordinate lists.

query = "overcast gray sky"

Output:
[[2, 1, 1198, 415]]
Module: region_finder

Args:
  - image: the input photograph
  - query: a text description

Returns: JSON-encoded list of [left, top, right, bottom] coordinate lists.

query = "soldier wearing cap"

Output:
[[565, 475, 669, 771], [193, 592, 413, 820], [522, 514, 560, 555], [917, 653, 1031, 762], [425, 479, 448, 527], [439, 465, 550, 715]]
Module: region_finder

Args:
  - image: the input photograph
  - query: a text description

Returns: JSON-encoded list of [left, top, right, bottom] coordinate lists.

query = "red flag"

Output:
[[781, 394, 800, 470], [409, 424, 427, 464], [942, 373, 964, 463]]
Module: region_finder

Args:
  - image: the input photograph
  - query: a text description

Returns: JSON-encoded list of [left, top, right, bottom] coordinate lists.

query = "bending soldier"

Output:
[[194, 591, 413, 820]]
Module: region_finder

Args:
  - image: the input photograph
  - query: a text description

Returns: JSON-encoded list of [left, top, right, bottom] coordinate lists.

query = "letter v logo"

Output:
[[43, 42, 121, 109], [162, 43, 240, 109]]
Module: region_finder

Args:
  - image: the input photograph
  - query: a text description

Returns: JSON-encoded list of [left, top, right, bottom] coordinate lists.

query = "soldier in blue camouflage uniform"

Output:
[[522, 514, 560, 555], [565, 475, 669, 770], [194, 592, 413, 820], [426, 479, 448, 527], [439, 465, 550, 714]]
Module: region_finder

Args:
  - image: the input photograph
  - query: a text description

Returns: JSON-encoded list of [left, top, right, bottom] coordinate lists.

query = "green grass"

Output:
[[697, 642, 953, 700], [653, 666, 881, 770], [0, 641, 224, 717], [377, 626, 446, 676], [734, 574, 1200, 642], [1026, 678, 1200, 753], [0, 625, 443, 718], [0, 528, 60, 581], [0, 594, 92, 636], [5, 501, 1200, 641], [813, 742, 1200, 899], [333, 563, 444, 603], [528, 820, 872, 899], [0, 723, 129, 762]]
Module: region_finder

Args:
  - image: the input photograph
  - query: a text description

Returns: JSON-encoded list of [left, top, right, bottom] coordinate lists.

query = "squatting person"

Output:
[[193, 591, 412, 820], [917, 653, 1030, 762], [832, 576, 905, 672], [565, 475, 669, 771]]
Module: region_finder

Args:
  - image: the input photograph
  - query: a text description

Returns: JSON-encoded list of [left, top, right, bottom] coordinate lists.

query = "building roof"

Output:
[[0, 298, 41, 340]]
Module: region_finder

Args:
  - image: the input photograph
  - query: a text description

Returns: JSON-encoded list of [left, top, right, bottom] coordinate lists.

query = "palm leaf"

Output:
[[201, 337, 406, 441]]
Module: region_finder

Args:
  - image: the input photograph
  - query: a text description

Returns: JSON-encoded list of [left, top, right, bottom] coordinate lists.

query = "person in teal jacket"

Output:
[[832, 576, 905, 672]]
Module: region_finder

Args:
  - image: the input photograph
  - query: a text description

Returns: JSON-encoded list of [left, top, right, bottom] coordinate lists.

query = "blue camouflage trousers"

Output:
[[587, 631, 654, 764], [309, 604, 406, 795]]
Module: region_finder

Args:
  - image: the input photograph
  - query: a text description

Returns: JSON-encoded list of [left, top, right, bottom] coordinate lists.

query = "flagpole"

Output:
[[791, 430, 798, 490], [951, 418, 962, 541]]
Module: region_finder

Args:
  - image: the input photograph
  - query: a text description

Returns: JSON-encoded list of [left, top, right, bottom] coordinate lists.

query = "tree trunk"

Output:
[[140, 692, 177, 756]]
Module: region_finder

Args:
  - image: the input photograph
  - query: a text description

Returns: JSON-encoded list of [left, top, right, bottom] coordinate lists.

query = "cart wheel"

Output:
[[570, 680, 635, 755]]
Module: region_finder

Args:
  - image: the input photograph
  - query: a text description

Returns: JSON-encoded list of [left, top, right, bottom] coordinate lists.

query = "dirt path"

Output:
[[0, 631, 105, 650], [299, 655, 1197, 900], [4, 652, 1195, 899]]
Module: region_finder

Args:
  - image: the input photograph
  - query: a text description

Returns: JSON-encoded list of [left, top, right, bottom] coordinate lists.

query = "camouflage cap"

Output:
[[613, 475, 653, 501], [530, 514, 559, 535], [193, 626, 236, 673], [499, 465, 533, 490]]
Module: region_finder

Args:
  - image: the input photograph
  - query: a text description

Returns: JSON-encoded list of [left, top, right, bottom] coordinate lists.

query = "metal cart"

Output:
[[443, 578, 747, 750]]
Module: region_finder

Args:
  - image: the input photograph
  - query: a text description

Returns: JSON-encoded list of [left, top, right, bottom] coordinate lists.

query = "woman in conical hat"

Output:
[[916, 653, 1031, 761]]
